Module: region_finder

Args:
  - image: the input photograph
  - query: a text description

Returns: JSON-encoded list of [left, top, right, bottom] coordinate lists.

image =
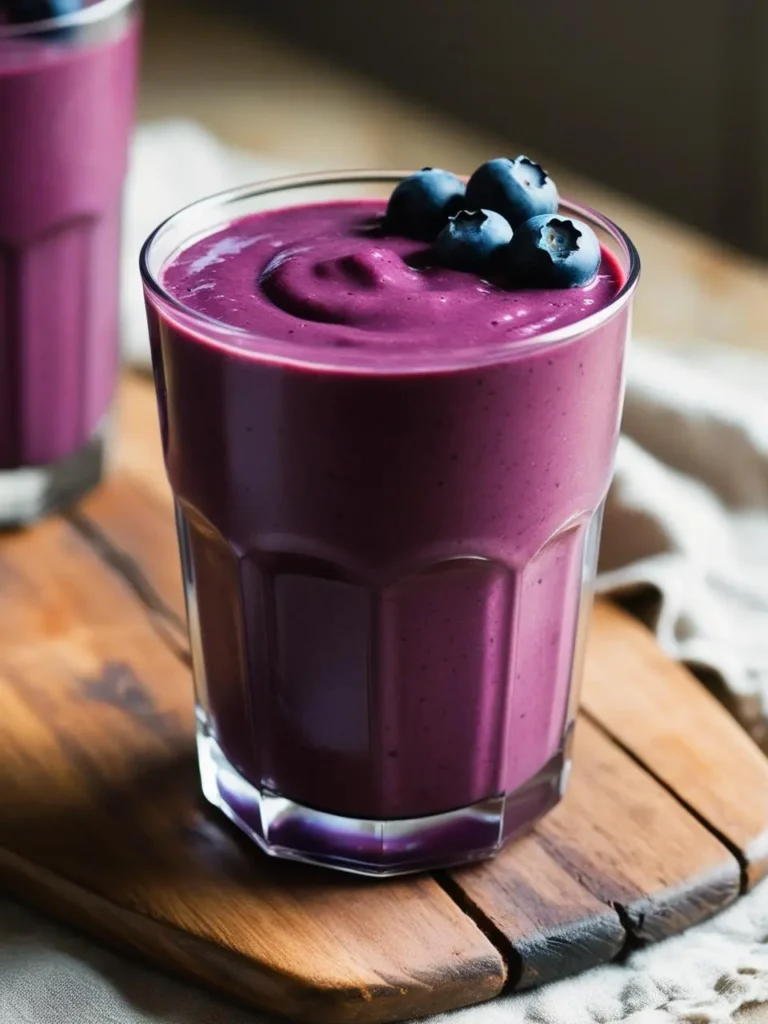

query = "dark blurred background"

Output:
[[142, 0, 768, 262], [224, 0, 768, 259]]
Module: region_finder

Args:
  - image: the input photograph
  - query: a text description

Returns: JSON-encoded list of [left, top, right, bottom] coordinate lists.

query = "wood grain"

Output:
[[583, 601, 768, 887], [70, 471, 185, 626], [448, 716, 740, 988], [0, 517, 505, 1024], [441, 825, 625, 990]]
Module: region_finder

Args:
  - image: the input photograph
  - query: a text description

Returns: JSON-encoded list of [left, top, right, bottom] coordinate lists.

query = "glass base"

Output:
[[197, 716, 571, 877], [0, 423, 108, 529]]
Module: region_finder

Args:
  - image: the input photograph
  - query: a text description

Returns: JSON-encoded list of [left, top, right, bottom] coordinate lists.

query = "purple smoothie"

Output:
[[0, 3, 139, 478], [144, 188, 635, 874]]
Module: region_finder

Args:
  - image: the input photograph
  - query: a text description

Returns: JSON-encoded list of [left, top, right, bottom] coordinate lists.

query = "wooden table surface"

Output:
[[141, 0, 768, 356]]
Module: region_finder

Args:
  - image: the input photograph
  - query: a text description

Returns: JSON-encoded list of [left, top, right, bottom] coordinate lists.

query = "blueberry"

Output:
[[5, 0, 80, 23], [465, 157, 558, 229], [434, 209, 512, 273], [385, 168, 466, 241], [507, 214, 601, 288]]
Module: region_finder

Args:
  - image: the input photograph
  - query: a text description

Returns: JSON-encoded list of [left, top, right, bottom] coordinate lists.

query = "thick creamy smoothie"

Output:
[[0, 2, 138, 513], [144, 182, 636, 874]]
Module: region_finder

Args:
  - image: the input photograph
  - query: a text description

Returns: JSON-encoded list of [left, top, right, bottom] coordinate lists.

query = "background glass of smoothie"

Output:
[[141, 172, 640, 876], [0, 0, 140, 526]]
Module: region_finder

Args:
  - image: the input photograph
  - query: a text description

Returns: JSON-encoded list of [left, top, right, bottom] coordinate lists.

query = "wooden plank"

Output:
[[72, 460, 744, 991], [448, 716, 740, 988], [582, 601, 768, 887], [70, 469, 185, 625], [442, 825, 624, 990], [0, 517, 506, 1024]]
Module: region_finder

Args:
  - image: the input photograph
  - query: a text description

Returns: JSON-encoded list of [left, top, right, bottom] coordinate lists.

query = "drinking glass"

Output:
[[141, 172, 640, 875]]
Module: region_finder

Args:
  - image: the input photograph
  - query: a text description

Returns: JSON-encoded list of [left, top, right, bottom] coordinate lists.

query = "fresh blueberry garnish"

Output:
[[507, 214, 601, 288], [465, 157, 558, 229], [434, 209, 513, 273], [385, 168, 466, 242], [4, 0, 80, 23]]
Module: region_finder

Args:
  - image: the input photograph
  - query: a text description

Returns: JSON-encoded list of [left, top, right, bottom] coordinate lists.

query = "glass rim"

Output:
[[0, 0, 135, 37], [140, 169, 641, 374]]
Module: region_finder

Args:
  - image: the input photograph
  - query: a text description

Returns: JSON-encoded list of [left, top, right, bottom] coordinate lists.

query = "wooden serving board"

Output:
[[1, 374, 768, 1024]]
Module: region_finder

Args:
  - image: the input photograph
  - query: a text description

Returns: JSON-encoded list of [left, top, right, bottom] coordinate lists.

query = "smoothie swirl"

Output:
[[162, 200, 623, 354]]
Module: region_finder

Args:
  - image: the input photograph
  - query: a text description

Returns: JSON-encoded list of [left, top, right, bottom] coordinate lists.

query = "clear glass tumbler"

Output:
[[141, 173, 640, 876], [0, 0, 140, 526]]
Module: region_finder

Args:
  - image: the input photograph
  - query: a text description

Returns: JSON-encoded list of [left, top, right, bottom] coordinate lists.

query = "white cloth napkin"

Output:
[[3, 120, 768, 1024], [601, 342, 768, 746], [4, 878, 768, 1024]]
